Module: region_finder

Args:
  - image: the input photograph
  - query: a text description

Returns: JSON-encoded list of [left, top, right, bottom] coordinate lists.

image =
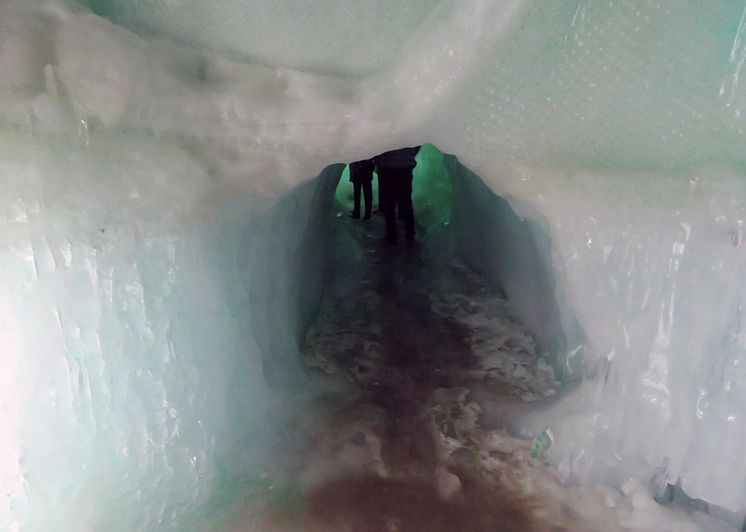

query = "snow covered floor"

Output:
[[220, 211, 734, 532]]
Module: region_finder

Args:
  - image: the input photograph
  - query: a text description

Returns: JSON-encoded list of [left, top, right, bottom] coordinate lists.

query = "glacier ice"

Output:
[[3, 0, 746, 529]]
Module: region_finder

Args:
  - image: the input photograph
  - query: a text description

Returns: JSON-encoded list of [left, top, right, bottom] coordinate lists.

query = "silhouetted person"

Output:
[[374, 146, 420, 245], [349, 159, 374, 220]]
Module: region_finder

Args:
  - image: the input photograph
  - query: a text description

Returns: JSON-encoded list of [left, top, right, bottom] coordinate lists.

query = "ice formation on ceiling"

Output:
[[3, 0, 746, 529]]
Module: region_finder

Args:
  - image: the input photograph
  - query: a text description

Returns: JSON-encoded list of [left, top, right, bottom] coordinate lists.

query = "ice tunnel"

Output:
[[4, 0, 746, 530]]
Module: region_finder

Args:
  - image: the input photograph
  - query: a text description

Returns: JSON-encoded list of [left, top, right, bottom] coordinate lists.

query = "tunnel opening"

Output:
[[249, 144, 576, 382], [326, 144, 576, 371], [249, 144, 576, 393]]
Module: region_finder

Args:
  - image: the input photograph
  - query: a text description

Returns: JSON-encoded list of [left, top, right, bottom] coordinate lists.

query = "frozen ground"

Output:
[[220, 210, 734, 532]]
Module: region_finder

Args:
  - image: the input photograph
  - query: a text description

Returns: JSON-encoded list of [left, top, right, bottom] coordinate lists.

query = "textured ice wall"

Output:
[[5, 0, 746, 527], [520, 168, 746, 515], [87, 0, 443, 78], [0, 131, 264, 529], [0, 124, 343, 529], [0, 126, 343, 529], [248, 165, 343, 387], [448, 156, 571, 373]]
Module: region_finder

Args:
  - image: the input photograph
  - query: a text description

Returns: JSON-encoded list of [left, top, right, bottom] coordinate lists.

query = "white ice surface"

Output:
[[3, 0, 746, 529]]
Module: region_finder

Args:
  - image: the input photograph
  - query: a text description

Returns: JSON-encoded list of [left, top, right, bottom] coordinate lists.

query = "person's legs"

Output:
[[379, 173, 397, 243], [362, 179, 373, 219], [376, 174, 385, 213], [397, 172, 415, 242], [397, 177, 406, 220], [351, 179, 361, 218]]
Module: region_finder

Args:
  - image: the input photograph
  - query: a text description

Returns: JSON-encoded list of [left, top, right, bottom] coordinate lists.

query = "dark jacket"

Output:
[[374, 146, 420, 172], [349, 159, 374, 182]]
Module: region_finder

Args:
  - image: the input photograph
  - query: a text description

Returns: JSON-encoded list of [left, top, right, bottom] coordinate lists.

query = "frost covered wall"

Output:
[[5, 0, 746, 528], [0, 126, 342, 529], [248, 165, 343, 387], [0, 133, 264, 529], [522, 168, 746, 513], [447, 156, 570, 373]]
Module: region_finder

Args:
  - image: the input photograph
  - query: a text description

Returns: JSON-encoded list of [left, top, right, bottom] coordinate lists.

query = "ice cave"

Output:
[[3, 1, 746, 531]]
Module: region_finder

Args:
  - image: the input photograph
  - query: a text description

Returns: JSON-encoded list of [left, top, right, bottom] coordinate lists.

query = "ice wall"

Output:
[[0, 131, 264, 529], [5, 0, 746, 528], [87, 0, 443, 78], [448, 156, 571, 374], [249, 165, 343, 387], [0, 123, 343, 529], [519, 168, 746, 516]]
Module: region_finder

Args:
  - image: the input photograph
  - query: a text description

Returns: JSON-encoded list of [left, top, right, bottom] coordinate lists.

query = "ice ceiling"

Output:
[[3, 0, 746, 529]]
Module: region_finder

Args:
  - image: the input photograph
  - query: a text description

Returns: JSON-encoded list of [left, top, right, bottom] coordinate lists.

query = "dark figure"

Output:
[[375, 173, 385, 216], [374, 146, 420, 245], [349, 159, 374, 220]]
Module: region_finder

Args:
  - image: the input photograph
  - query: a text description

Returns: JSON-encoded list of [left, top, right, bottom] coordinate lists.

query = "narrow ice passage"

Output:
[[221, 155, 730, 532], [234, 192, 559, 531]]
